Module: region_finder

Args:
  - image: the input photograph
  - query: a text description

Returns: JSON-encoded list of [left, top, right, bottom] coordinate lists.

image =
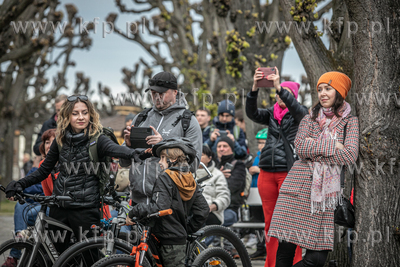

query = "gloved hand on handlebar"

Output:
[[5, 181, 23, 199]]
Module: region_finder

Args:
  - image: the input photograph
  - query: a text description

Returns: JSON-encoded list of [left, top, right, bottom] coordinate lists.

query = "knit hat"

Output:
[[217, 136, 234, 152], [280, 81, 300, 99], [317, 71, 352, 99], [218, 100, 235, 117]]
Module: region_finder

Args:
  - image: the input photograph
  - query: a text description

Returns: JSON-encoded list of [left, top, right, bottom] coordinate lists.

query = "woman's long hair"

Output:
[[39, 128, 57, 157], [311, 90, 344, 121], [56, 98, 102, 146]]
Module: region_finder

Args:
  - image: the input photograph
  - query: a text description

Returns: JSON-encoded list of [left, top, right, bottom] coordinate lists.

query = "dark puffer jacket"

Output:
[[17, 128, 138, 209], [246, 88, 308, 172]]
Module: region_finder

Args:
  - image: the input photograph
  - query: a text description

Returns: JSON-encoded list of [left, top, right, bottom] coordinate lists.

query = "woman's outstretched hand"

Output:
[[252, 69, 264, 91], [267, 66, 281, 92]]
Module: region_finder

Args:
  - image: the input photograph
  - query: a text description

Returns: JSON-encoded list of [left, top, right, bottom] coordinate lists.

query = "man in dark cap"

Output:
[[120, 71, 202, 205]]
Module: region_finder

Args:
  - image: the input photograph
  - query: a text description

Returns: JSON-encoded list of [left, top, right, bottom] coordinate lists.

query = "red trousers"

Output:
[[258, 170, 302, 267]]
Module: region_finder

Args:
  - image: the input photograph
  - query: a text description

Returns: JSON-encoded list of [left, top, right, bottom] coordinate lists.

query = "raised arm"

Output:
[[294, 115, 337, 160], [97, 135, 138, 160], [277, 88, 309, 124]]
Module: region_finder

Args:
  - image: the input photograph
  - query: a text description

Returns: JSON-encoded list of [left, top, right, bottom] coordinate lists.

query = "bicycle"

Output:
[[0, 184, 74, 267], [92, 208, 236, 267], [51, 173, 140, 267]]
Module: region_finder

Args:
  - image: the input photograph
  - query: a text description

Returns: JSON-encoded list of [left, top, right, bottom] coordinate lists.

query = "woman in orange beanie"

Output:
[[267, 71, 359, 267]]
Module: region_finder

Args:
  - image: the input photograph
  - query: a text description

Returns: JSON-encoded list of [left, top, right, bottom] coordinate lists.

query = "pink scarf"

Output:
[[310, 102, 351, 213], [273, 102, 288, 125]]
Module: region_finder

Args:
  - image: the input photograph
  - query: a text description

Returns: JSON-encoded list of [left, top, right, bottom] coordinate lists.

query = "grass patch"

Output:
[[0, 200, 15, 215]]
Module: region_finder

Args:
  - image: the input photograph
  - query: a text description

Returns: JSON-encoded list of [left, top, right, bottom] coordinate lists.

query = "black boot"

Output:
[[249, 248, 266, 260]]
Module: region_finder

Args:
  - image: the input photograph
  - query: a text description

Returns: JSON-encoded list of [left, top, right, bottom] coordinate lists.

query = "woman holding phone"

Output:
[[268, 72, 359, 267], [246, 67, 308, 267]]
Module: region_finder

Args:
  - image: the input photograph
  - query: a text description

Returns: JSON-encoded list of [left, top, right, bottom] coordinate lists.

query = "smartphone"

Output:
[[224, 163, 234, 171], [219, 130, 228, 138], [129, 127, 152, 149], [256, 67, 276, 88]]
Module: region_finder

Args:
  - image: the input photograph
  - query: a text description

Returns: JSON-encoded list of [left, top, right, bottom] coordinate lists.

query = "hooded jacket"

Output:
[[203, 117, 247, 159], [195, 161, 231, 224], [120, 92, 203, 204], [128, 167, 209, 245], [246, 88, 308, 172]]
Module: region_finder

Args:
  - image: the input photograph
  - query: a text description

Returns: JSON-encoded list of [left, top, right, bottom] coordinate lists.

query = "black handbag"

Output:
[[278, 126, 299, 171], [334, 121, 355, 228]]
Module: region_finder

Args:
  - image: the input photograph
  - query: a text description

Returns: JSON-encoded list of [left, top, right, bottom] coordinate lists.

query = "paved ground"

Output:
[[0, 215, 266, 266]]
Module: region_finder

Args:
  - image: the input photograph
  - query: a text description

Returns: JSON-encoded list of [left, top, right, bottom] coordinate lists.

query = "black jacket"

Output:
[[34, 114, 57, 156], [17, 128, 138, 209], [217, 154, 246, 213], [246, 88, 308, 172], [129, 168, 209, 245]]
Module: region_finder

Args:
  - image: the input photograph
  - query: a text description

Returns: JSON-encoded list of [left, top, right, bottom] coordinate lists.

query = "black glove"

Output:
[[139, 150, 153, 161], [5, 181, 23, 199]]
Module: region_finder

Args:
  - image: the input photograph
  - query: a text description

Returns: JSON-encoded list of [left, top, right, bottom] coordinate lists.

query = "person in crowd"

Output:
[[246, 67, 307, 267], [33, 94, 67, 156], [120, 113, 136, 144], [2, 158, 43, 267], [214, 137, 246, 258], [5, 95, 141, 255], [234, 109, 246, 135], [246, 128, 268, 260], [195, 107, 211, 141], [38, 128, 59, 196], [21, 153, 33, 177], [204, 100, 247, 159], [196, 145, 230, 226], [120, 71, 202, 205], [268, 72, 359, 267], [126, 138, 209, 267]]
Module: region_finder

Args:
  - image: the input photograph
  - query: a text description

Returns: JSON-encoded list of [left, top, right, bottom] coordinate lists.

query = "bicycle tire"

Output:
[[92, 254, 151, 267], [194, 225, 252, 267], [0, 239, 49, 267], [52, 237, 133, 267], [191, 247, 237, 267]]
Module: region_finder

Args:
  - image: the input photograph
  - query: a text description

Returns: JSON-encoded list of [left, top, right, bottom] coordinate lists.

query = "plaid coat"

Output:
[[268, 114, 359, 250]]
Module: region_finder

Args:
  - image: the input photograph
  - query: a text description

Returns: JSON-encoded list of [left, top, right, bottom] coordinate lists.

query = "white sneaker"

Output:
[[245, 234, 257, 248]]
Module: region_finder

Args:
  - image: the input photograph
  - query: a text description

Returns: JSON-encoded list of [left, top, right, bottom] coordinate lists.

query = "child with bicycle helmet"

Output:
[[126, 137, 209, 267]]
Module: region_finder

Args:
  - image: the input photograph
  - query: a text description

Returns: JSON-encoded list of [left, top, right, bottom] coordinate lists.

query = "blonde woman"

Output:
[[6, 95, 139, 254]]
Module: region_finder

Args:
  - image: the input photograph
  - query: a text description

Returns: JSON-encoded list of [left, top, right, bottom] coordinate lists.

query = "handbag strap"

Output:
[[278, 125, 293, 155], [340, 122, 348, 188]]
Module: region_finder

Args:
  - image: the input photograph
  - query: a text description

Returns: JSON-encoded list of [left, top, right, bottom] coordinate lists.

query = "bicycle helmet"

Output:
[[153, 137, 197, 165], [256, 128, 268, 139]]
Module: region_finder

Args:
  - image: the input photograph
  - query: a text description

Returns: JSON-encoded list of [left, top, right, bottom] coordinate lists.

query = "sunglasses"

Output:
[[148, 79, 177, 89], [67, 95, 88, 102]]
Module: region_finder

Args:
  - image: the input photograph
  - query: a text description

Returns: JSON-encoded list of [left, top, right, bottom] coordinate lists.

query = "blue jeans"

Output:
[[10, 202, 41, 259]]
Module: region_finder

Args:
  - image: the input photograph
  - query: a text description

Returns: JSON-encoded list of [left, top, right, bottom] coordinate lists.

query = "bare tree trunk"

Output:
[[344, 0, 400, 266], [23, 124, 34, 155]]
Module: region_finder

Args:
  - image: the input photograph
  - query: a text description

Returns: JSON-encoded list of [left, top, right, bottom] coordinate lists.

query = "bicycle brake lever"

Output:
[[66, 191, 76, 201]]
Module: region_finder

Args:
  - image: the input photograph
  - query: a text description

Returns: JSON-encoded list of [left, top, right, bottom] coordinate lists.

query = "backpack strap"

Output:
[[88, 132, 101, 168], [134, 108, 153, 127], [171, 109, 193, 133], [181, 109, 193, 132]]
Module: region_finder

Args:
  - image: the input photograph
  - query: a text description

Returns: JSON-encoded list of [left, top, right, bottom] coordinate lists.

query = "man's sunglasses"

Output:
[[67, 95, 88, 102], [148, 79, 177, 89]]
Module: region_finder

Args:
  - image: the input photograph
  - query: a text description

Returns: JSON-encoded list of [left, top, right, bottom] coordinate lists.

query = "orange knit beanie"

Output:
[[317, 71, 352, 99]]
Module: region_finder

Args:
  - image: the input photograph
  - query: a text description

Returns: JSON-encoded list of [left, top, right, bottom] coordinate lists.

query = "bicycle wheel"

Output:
[[92, 254, 151, 267], [191, 247, 237, 267], [0, 239, 49, 267], [193, 225, 251, 267], [52, 237, 133, 267]]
